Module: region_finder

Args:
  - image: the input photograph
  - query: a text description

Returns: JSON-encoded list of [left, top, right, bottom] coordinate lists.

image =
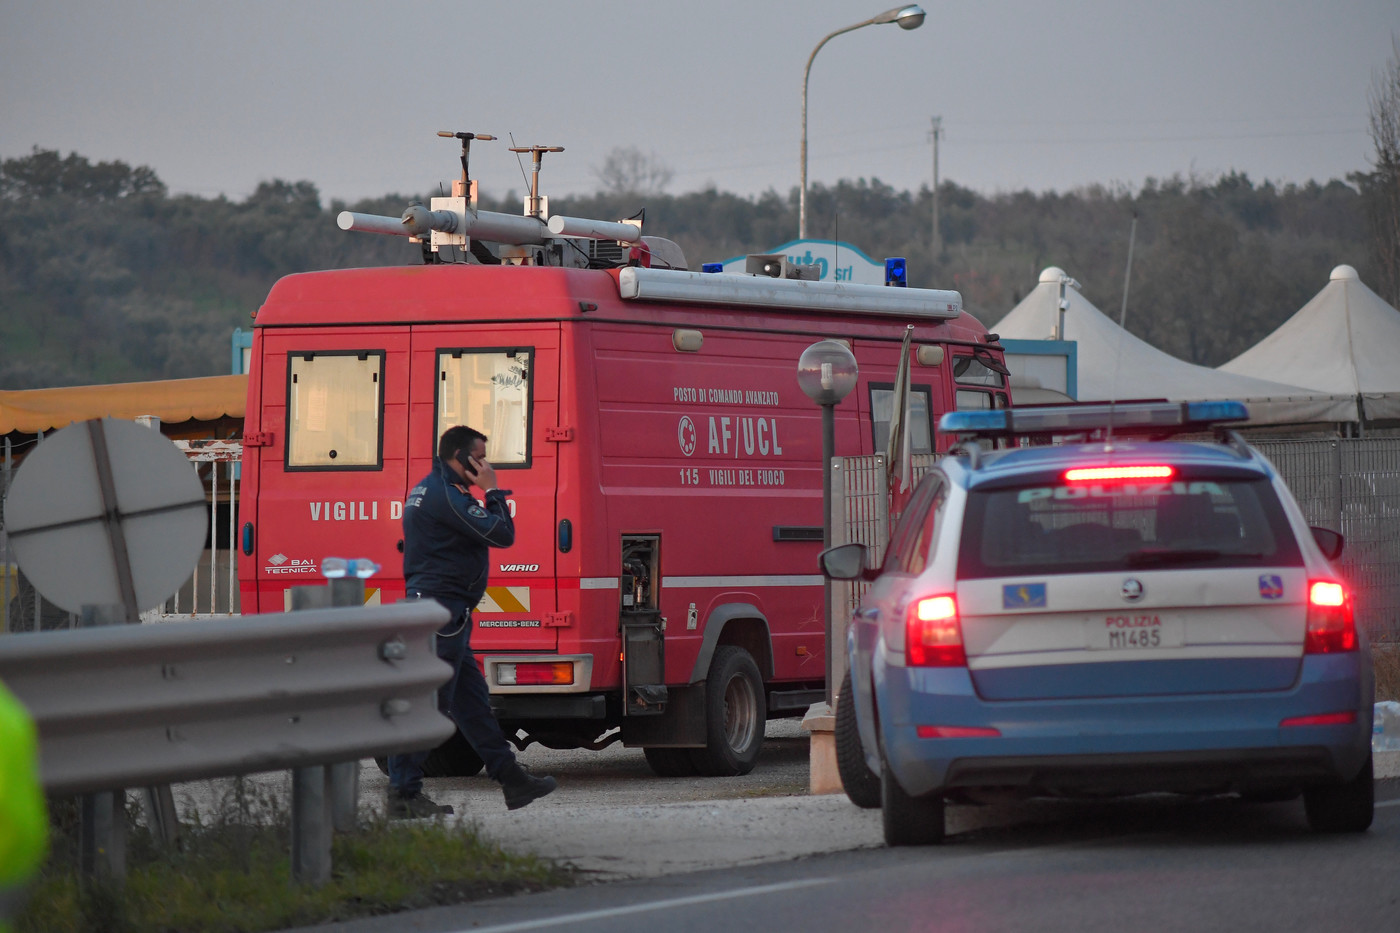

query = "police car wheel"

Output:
[[690, 646, 766, 777], [836, 670, 881, 809], [1304, 754, 1374, 833], [644, 747, 700, 777], [881, 752, 946, 846]]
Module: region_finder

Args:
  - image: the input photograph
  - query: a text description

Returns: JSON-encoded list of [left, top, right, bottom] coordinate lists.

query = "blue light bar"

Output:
[[885, 257, 908, 287], [1183, 400, 1249, 422], [940, 410, 1008, 434], [938, 401, 1250, 438], [701, 262, 724, 273]]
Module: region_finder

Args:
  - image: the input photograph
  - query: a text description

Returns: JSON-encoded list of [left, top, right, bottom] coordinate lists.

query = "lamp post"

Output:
[[797, 339, 859, 707], [799, 4, 926, 239]]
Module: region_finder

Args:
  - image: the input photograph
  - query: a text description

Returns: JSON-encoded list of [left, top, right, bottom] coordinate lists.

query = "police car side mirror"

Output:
[[1309, 526, 1344, 561], [819, 543, 876, 581]]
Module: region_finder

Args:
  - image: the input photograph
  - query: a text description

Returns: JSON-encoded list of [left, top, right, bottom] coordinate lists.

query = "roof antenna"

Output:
[[1105, 211, 1139, 450], [437, 130, 496, 201], [509, 144, 565, 219]]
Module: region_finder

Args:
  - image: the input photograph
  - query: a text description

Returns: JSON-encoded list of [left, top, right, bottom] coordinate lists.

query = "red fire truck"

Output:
[[237, 139, 1009, 777]]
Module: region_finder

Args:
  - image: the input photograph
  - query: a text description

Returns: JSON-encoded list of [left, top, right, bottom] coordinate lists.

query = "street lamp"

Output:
[[799, 4, 926, 239], [797, 339, 859, 707]]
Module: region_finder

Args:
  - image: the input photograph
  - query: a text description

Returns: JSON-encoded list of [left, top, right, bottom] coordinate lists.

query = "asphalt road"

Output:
[[294, 784, 1400, 933], [256, 724, 1400, 933]]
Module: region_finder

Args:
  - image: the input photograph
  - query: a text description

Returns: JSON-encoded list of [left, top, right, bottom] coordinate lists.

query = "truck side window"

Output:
[[436, 349, 532, 466], [869, 383, 934, 455], [286, 351, 384, 469]]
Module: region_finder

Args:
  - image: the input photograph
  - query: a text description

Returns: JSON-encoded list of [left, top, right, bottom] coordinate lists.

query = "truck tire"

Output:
[[881, 751, 945, 846], [689, 646, 766, 777], [644, 747, 700, 777], [373, 730, 485, 779], [836, 670, 881, 809], [1304, 754, 1374, 833]]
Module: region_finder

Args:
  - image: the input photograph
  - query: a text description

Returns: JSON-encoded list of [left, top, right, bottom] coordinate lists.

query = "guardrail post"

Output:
[[325, 577, 363, 832], [79, 790, 126, 885], [287, 572, 368, 881], [290, 764, 331, 886]]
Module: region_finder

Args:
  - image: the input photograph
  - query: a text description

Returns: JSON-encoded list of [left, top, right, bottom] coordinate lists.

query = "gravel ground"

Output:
[[163, 724, 1400, 883], [166, 719, 882, 881]]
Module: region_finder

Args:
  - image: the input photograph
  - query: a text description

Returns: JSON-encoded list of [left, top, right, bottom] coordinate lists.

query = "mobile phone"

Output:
[[454, 449, 479, 481]]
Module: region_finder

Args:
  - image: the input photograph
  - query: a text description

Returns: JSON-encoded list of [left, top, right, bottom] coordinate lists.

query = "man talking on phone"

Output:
[[386, 425, 558, 818]]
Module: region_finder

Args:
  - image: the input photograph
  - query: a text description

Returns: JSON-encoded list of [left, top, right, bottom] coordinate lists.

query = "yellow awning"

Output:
[[0, 375, 248, 435]]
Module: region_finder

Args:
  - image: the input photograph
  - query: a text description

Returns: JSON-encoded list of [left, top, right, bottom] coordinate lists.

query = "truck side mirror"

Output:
[[1309, 526, 1344, 561], [818, 543, 873, 581]]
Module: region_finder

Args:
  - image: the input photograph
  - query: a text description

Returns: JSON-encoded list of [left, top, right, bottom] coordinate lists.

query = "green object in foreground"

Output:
[[0, 678, 48, 924]]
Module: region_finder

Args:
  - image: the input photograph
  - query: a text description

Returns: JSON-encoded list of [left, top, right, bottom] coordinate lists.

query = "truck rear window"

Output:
[[286, 351, 383, 469], [435, 350, 532, 465], [957, 476, 1302, 578]]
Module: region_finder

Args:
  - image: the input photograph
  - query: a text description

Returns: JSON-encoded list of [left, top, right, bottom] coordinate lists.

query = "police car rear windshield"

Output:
[[957, 475, 1302, 578]]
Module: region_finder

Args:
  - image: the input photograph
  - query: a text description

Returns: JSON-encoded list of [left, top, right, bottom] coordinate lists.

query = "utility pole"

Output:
[[930, 115, 942, 257]]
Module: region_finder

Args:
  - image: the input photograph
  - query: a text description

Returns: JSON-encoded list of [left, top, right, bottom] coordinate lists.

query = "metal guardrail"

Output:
[[0, 600, 454, 797]]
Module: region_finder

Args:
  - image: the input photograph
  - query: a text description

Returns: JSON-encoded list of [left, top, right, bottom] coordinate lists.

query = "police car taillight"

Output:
[[906, 595, 965, 667], [1064, 465, 1175, 483], [1304, 580, 1357, 654]]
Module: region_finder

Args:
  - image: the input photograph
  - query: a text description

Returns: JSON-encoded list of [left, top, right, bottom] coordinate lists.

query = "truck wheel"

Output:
[[836, 670, 881, 809], [644, 747, 700, 777], [424, 730, 486, 778], [881, 751, 945, 846], [1304, 754, 1374, 833], [689, 646, 766, 777], [374, 730, 485, 779]]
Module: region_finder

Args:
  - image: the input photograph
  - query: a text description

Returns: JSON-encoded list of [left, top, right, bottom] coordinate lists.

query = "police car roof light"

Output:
[[937, 400, 1249, 438]]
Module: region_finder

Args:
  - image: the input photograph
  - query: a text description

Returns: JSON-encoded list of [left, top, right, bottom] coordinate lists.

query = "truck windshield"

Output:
[[436, 350, 532, 465], [957, 476, 1302, 577]]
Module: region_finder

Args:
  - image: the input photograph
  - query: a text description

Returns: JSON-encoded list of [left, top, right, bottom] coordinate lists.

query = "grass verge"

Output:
[[16, 781, 572, 933]]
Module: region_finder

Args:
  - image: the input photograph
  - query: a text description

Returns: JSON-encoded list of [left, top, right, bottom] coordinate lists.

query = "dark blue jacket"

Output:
[[402, 458, 515, 607]]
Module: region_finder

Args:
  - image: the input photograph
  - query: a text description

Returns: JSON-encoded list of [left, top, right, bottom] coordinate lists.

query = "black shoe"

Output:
[[500, 762, 557, 810], [386, 790, 454, 819]]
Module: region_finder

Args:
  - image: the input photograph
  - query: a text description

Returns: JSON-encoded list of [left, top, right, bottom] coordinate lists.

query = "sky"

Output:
[[2, 1, 1398, 207]]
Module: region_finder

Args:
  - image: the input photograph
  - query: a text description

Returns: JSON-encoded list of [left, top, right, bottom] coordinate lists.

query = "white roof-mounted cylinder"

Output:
[[546, 215, 643, 243], [618, 268, 962, 319], [337, 207, 548, 246]]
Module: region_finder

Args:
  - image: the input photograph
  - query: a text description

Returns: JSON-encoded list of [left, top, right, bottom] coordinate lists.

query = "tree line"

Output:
[[0, 145, 1391, 390]]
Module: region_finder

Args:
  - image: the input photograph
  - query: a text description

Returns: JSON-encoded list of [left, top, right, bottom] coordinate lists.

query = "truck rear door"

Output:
[[248, 328, 409, 612], [408, 325, 561, 651]]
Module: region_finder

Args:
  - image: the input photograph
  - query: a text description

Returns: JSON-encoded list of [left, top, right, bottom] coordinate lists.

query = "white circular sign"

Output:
[[4, 419, 208, 616]]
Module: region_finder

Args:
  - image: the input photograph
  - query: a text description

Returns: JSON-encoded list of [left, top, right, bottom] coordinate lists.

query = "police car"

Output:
[[821, 401, 1375, 846]]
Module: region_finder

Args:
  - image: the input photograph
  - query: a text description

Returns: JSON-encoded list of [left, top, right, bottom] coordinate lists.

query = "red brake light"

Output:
[[1304, 579, 1356, 653], [1063, 465, 1175, 483], [1280, 711, 1357, 728], [906, 595, 965, 667], [917, 725, 1002, 738], [498, 662, 574, 686]]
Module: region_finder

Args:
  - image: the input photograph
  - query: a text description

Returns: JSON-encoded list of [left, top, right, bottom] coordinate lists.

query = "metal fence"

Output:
[[833, 438, 1400, 644], [1250, 436, 1400, 643], [1, 435, 241, 632]]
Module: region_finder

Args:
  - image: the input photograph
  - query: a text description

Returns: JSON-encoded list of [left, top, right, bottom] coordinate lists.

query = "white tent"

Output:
[[991, 267, 1354, 425], [1219, 265, 1400, 422]]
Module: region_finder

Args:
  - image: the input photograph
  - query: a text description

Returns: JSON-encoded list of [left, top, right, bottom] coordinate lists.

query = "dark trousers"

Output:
[[387, 597, 516, 796]]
